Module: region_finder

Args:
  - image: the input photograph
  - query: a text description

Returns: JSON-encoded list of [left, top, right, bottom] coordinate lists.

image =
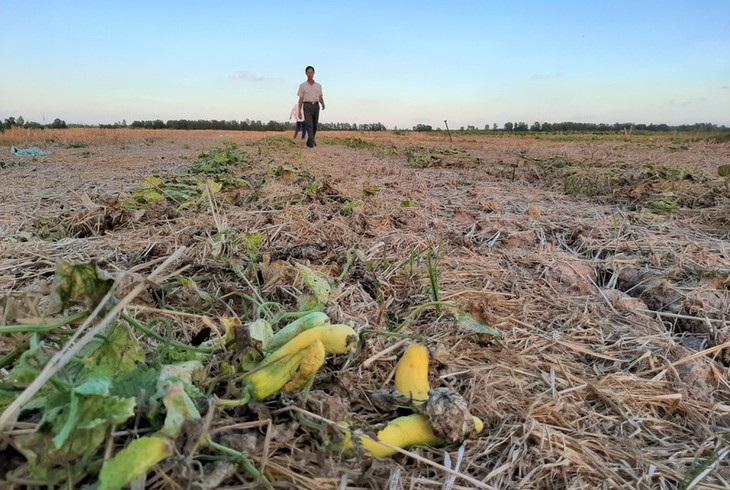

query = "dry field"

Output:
[[1, 128, 729, 489]]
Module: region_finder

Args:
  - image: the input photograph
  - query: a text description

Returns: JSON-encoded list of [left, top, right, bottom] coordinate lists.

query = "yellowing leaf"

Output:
[[52, 261, 114, 310], [141, 176, 163, 190], [248, 319, 273, 349], [98, 436, 173, 490]]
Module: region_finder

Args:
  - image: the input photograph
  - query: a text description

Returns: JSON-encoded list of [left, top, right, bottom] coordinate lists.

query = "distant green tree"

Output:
[[49, 118, 67, 129], [504, 122, 514, 131]]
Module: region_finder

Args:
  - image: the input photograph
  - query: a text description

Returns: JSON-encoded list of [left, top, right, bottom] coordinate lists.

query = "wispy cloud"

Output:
[[230, 70, 267, 82]]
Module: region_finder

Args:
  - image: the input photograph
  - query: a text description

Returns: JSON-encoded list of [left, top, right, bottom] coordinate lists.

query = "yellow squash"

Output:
[[243, 324, 356, 400], [394, 343, 430, 402], [340, 413, 484, 458], [265, 311, 330, 352], [282, 338, 325, 393], [256, 324, 357, 370], [244, 343, 314, 400]]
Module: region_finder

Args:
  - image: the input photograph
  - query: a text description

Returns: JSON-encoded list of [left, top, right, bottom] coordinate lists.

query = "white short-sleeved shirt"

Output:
[[297, 81, 323, 103]]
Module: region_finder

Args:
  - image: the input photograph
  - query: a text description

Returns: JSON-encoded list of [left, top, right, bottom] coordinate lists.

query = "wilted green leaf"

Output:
[[99, 436, 173, 490], [49, 387, 135, 448], [141, 176, 163, 190], [74, 376, 112, 396], [295, 263, 332, 306], [158, 360, 204, 387], [718, 164, 730, 177], [341, 199, 365, 216], [157, 363, 203, 439], [52, 261, 114, 310], [248, 319, 273, 349], [305, 180, 323, 195], [136, 188, 164, 203], [175, 276, 215, 304], [297, 293, 322, 312], [81, 322, 144, 374], [242, 232, 263, 256], [2, 341, 51, 388], [17, 391, 136, 480], [454, 310, 503, 341], [362, 182, 381, 196]]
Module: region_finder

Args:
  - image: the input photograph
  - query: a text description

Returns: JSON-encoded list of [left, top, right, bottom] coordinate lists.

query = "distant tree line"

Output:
[[0, 116, 386, 132], [1, 116, 67, 131], [126, 119, 387, 131], [494, 121, 728, 132], [2, 114, 726, 134], [411, 121, 727, 132]]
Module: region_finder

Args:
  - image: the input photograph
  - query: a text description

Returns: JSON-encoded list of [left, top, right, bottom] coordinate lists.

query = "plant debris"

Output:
[[1, 130, 730, 489]]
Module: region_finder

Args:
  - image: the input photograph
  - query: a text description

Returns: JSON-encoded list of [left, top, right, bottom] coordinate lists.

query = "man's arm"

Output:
[[298, 96, 304, 118], [319, 95, 325, 111]]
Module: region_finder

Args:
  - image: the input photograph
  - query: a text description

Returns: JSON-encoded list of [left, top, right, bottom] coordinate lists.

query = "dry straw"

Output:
[[1, 130, 729, 488]]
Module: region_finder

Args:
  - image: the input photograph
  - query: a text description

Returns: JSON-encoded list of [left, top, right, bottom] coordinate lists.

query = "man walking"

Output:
[[297, 66, 325, 148]]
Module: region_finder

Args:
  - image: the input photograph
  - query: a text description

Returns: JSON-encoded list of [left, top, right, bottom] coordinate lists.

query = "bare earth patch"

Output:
[[1, 129, 729, 489]]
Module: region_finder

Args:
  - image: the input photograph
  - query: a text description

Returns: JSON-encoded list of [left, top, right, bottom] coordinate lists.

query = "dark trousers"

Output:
[[294, 121, 305, 139], [303, 102, 319, 147]]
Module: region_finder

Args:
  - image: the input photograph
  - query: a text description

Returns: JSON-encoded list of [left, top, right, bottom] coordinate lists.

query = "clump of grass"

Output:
[[644, 197, 679, 214], [66, 142, 88, 148], [406, 147, 435, 168], [326, 137, 379, 150], [256, 136, 296, 147]]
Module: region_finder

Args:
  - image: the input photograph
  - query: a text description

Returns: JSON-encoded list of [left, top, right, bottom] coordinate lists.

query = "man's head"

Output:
[[305, 66, 315, 80]]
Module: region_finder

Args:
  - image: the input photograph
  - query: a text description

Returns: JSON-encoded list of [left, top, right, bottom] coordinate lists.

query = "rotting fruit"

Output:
[[394, 343, 430, 402], [338, 413, 484, 458]]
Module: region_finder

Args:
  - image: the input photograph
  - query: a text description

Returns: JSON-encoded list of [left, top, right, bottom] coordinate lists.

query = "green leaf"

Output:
[[718, 164, 730, 177], [295, 263, 332, 307], [135, 188, 164, 202], [98, 436, 173, 490], [454, 310, 503, 341], [341, 199, 365, 216], [141, 175, 163, 190], [3, 342, 51, 387], [52, 261, 114, 310], [52, 392, 81, 448], [154, 362, 204, 438], [159, 382, 201, 438], [81, 322, 144, 375], [74, 376, 112, 396], [17, 393, 136, 480]]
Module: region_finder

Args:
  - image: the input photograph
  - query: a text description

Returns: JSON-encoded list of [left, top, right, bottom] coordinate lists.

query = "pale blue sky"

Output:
[[1, 1, 728, 129]]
